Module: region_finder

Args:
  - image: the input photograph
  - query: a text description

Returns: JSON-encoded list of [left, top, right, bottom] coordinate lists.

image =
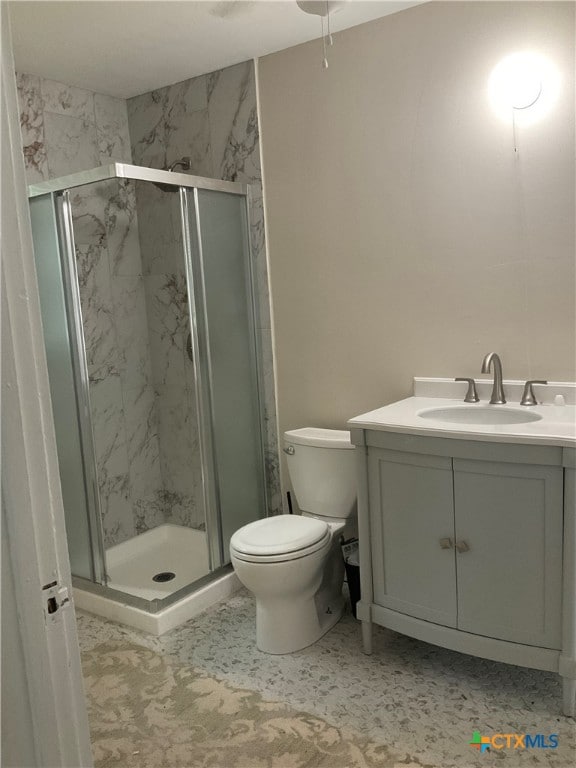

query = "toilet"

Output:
[[230, 427, 357, 654]]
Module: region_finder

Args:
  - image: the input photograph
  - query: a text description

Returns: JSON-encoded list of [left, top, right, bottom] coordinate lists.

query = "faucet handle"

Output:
[[455, 378, 480, 403], [520, 380, 547, 406]]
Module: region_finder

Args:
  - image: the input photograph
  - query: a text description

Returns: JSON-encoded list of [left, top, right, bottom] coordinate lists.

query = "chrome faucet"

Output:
[[481, 352, 506, 404], [520, 379, 547, 406]]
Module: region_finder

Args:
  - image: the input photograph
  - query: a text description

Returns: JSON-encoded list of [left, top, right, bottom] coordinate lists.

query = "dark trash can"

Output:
[[343, 544, 361, 619]]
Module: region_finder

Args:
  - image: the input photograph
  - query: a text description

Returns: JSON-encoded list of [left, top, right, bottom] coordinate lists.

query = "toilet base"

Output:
[[253, 534, 347, 654], [256, 591, 345, 654]]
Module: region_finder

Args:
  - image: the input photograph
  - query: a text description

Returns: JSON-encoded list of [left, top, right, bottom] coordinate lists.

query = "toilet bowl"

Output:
[[230, 427, 357, 654]]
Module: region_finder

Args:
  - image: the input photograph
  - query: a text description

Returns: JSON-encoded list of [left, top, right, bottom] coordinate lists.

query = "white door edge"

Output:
[[1, 6, 93, 766]]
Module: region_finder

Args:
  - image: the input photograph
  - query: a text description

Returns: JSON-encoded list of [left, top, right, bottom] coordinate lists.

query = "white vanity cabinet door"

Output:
[[368, 449, 457, 627], [453, 459, 563, 649]]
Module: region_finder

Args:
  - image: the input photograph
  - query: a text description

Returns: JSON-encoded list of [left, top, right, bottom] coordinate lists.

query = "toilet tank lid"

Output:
[[284, 427, 355, 449]]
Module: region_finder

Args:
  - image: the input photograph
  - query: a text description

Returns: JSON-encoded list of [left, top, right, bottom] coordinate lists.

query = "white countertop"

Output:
[[348, 380, 576, 448]]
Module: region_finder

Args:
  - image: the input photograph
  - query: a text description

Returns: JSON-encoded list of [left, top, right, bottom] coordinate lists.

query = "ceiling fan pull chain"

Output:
[[321, 15, 328, 68]]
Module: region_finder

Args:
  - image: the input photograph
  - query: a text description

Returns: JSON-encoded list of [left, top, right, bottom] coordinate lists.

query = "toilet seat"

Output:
[[230, 515, 331, 564]]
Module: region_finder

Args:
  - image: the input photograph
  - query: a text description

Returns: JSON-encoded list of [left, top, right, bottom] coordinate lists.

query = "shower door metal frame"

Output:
[[57, 190, 108, 585], [28, 163, 268, 609], [28, 162, 247, 199], [243, 183, 270, 518], [180, 188, 222, 571]]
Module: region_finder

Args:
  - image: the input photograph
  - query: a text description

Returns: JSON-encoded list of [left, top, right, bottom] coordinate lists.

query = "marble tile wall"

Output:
[[17, 74, 132, 183], [128, 60, 281, 516]]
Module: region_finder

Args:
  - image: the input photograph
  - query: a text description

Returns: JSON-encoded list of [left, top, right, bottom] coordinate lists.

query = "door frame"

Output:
[[1, 7, 93, 765]]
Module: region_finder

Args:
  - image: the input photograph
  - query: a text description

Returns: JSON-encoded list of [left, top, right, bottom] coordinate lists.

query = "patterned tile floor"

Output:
[[77, 589, 575, 767]]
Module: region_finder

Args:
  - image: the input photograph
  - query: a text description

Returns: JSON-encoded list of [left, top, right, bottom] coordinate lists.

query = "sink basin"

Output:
[[418, 406, 543, 426]]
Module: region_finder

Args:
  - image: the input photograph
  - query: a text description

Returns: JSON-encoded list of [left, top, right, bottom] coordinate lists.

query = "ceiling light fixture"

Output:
[[297, 1, 345, 69], [488, 51, 560, 150]]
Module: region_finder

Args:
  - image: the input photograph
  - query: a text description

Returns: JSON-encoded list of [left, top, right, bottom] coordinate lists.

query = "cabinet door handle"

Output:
[[456, 540, 470, 553], [439, 537, 454, 549]]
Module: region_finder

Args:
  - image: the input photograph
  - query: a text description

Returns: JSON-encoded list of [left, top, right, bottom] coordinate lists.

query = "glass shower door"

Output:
[[185, 189, 266, 565], [29, 193, 104, 582]]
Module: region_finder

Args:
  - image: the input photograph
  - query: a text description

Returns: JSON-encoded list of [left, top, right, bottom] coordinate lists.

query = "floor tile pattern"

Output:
[[77, 589, 575, 767]]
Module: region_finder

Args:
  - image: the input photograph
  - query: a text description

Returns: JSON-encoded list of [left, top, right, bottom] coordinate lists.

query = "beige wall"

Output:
[[258, 1, 575, 500]]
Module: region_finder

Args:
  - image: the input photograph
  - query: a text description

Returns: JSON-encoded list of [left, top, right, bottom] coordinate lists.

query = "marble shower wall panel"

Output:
[[69, 184, 108, 249], [125, 91, 166, 169], [75, 243, 122, 383], [144, 272, 189, 396], [17, 74, 133, 185], [89, 375, 129, 484], [106, 180, 143, 277], [43, 111, 100, 180], [157, 403, 205, 531], [42, 78, 95, 121], [157, 404, 195, 496], [128, 77, 213, 176], [17, 73, 48, 182], [206, 63, 260, 184], [135, 184, 184, 277], [94, 93, 133, 166], [128, 60, 281, 515], [166, 108, 212, 179], [99, 474, 133, 549], [123, 384, 162, 495], [111, 274, 153, 392]]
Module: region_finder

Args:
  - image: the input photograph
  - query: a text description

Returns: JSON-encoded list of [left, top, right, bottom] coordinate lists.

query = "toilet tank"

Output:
[[284, 428, 357, 519]]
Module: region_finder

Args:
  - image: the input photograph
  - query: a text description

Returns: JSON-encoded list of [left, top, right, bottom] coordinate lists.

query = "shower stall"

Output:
[[28, 162, 267, 632]]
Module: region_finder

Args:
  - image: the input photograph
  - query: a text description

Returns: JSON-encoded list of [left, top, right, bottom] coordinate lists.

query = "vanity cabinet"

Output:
[[368, 447, 563, 648], [352, 428, 576, 716]]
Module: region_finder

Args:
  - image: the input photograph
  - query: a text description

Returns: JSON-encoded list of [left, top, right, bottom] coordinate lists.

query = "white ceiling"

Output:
[[10, 0, 422, 98]]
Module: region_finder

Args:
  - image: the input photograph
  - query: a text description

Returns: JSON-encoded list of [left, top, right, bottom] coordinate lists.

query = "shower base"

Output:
[[73, 524, 241, 635], [106, 524, 209, 601]]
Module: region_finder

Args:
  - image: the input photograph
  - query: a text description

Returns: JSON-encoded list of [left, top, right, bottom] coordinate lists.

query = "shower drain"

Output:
[[152, 571, 176, 583]]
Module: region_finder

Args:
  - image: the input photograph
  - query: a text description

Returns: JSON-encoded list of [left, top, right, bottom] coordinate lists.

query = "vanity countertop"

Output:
[[348, 379, 576, 448]]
